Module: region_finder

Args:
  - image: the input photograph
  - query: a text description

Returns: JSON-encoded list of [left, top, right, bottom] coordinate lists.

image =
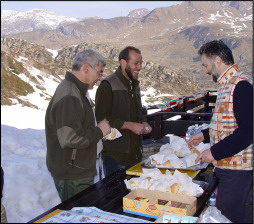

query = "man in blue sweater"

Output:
[[188, 40, 253, 223]]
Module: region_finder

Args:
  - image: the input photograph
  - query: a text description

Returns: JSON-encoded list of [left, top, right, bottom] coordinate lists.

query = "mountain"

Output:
[[128, 8, 150, 18], [1, 37, 201, 108], [1, 9, 80, 36], [1, 1, 253, 90]]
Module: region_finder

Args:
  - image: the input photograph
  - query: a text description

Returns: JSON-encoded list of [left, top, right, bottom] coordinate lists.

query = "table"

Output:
[[28, 165, 218, 223]]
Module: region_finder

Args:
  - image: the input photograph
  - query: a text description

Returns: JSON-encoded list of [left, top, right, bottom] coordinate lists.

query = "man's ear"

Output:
[[214, 56, 222, 68], [215, 56, 222, 65], [119, 59, 126, 68], [82, 64, 89, 73]]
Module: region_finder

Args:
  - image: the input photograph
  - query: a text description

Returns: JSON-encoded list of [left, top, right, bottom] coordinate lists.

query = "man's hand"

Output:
[[97, 119, 111, 136], [121, 121, 151, 135], [188, 132, 204, 147], [142, 122, 152, 134], [195, 149, 215, 164], [130, 123, 146, 135]]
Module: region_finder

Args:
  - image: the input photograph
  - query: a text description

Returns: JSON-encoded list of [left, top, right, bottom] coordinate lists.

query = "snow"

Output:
[[46, 49, 59, 59], [1, 106, 60, 223], [2, 9, 80, 35]]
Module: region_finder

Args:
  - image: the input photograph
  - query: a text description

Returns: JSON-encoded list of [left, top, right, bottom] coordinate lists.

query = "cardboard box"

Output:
[[123, 189, 197, 219], [155, 213, 198, 223]]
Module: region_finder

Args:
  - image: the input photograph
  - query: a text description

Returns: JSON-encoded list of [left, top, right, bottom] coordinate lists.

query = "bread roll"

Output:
[[129, 180, 137, 187], [181, 190, 191, 195], [110, 128, 116, 138], [174, 151, 185, 157], [151, 158, 157, 165], [190, 146, 200, 155], [170, 183, 181, 194], [163, 160, 172, 167]]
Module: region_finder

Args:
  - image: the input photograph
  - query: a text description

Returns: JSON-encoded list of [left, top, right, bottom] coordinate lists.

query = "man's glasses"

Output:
[[88, 64, 103, 77]]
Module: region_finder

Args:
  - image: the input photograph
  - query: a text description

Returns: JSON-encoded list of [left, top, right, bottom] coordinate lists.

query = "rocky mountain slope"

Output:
[[2, 1, 252, 90], [1, 37, 201, 108], [128, 8, 150, 18]]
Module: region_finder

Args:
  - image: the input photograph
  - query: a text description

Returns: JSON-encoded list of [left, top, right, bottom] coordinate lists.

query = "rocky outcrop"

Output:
[[1, 37, 201, 106], [1, 37, 53, 64]]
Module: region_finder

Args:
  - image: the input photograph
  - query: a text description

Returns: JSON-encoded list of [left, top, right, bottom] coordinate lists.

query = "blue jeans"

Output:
[[102, 155, 127, 177], [215, 168, 253, 223]]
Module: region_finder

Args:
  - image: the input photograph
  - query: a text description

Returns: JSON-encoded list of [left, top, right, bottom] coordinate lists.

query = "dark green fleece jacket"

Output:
[[45, 72, 103, 179], [95, 67, 145, 166]]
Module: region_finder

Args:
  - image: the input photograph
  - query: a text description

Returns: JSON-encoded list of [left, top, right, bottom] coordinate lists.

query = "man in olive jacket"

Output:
[[45, 49, 110, 202], [95, 46, 152, 177]]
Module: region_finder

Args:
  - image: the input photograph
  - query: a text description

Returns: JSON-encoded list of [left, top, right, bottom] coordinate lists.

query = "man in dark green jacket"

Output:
[[45, 49, 111, 202], [95, 46, 152, 177]]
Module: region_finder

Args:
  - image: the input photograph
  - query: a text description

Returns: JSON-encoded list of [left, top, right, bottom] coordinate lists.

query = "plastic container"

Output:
[[207, 191, 216, 206]]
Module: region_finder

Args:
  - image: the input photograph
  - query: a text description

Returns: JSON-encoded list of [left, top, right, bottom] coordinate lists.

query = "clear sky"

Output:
[[1, 1, 181, 19]]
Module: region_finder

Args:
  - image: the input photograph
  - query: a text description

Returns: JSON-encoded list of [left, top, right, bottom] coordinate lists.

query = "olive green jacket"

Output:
[[45, 72, 103, 179]]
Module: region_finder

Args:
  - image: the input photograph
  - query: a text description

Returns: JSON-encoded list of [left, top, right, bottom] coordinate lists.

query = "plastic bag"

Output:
[[102, 128, 122, 141], [198, 206, 231, 223]]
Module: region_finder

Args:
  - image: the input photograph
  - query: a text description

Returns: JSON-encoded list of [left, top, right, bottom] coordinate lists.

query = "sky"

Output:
[[1, 1, 181, 19]]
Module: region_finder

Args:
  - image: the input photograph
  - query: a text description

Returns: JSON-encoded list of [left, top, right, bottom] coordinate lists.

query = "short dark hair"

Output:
[[118, 46, 141, 61], [198, 40, 234, 65]]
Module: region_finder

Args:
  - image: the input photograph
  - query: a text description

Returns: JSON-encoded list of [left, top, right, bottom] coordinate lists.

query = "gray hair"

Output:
[[72, 49, 106, 71]]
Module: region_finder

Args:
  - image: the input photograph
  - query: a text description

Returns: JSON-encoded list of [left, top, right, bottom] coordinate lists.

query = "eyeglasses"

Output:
[[88, 64, 103, 77]]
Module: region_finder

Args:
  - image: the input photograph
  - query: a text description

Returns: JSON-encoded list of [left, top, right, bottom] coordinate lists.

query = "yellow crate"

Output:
[[126, 161, 200, 179]]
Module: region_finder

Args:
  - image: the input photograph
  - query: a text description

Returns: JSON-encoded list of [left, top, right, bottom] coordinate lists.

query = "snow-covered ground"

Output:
[[1, 105, 61, 223]]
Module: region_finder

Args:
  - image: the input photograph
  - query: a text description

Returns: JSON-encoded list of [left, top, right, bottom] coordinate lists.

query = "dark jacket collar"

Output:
[[65, 71, 89, 96]]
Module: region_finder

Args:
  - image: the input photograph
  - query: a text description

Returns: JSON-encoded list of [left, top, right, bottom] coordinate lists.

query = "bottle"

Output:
[[185, 127, 192, 141], [207, 191, 216, 206]]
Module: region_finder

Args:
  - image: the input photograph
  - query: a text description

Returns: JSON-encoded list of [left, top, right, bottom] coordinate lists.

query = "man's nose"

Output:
[[136, 64, 142, 70]]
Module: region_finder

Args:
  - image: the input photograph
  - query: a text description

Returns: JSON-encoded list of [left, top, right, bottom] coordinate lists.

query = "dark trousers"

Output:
[[52, 176, 94, 202], [102, 155, 127, 177], [215, 168, 253, 223]]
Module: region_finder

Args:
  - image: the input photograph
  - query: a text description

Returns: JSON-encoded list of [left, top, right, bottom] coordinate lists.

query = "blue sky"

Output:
[[1, 1, 181, 19]]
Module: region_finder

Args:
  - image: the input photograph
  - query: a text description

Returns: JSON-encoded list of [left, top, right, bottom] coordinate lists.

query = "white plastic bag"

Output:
[[198, 206, 231, 223], [103, 128, 122, 141]]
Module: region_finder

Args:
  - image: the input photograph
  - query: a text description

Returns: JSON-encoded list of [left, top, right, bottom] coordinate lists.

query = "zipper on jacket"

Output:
[[71, 149, 77, 168]]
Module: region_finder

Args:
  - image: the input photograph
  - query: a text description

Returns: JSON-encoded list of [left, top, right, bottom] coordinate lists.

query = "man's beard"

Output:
[[210, 63, 220, 83], [125, 65, 134, 80], [212, 74, 218, 82]]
